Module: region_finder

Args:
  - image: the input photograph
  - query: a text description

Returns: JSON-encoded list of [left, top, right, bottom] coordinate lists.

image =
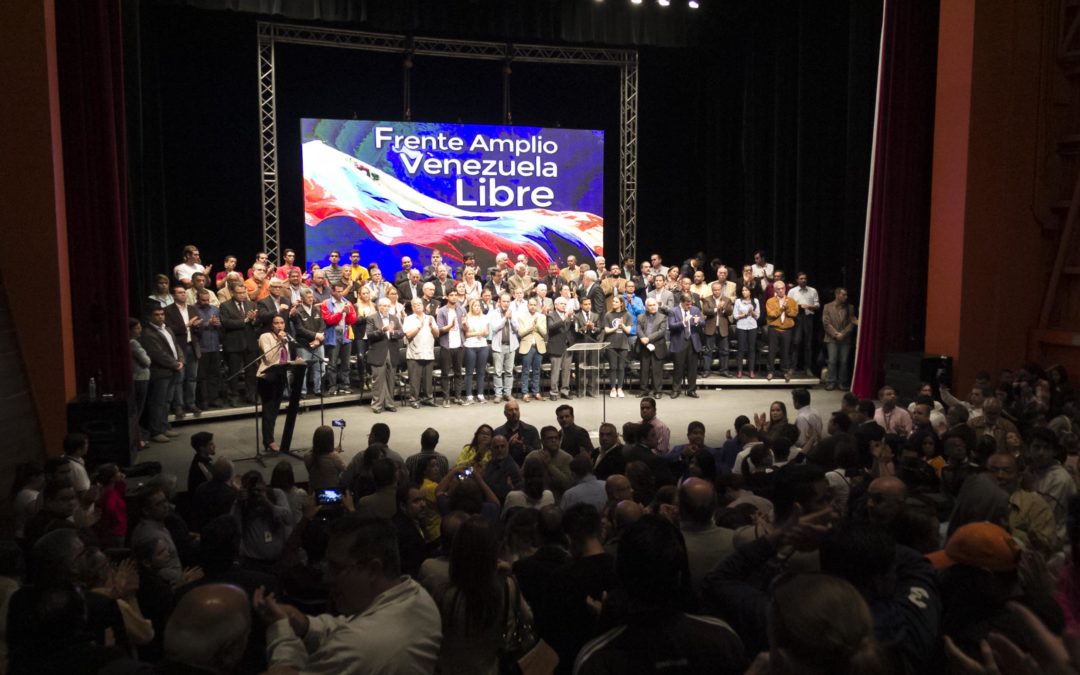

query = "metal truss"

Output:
[[619, 60, 639, 264], [257, 25, 279, 263], [257, 21, 639, 261]]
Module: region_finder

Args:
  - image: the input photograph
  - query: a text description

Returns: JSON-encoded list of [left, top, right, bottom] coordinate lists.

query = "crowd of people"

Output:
[[5, 356, 1080, 674], [133, 246, 857, 450]]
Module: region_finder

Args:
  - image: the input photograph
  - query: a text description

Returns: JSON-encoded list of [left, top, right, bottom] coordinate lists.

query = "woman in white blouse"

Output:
[[734, 285, 761, 379], [463, 299, 490, 404]]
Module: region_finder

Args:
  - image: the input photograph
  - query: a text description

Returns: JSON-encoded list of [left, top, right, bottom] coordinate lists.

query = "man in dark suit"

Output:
[[668, 293, 704, 398], [394, 255, 414, 285], [577, 271, 606, 318], [141, 305, 184, 442], [545, 297, 574, 401], [164, 286, 202, 414], [366, 297, 404, 413], [593, 422, 626, 480], [256, 279, 293, 335], [574, 297, 603, 396], [219, 285, 259, 404], [540, 262, 566, 296], [484, 268, 510, 298], [637, 298, 669, 398], [396, 269, 424, 312], [291, 288, 326, 397], [556, 404, 595, 457]]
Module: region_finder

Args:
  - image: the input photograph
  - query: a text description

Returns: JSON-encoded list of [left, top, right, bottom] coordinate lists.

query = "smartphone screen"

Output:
[[316, 489, 343, 505]]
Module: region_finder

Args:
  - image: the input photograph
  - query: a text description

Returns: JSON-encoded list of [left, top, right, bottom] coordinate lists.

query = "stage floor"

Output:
[[146, 386, 848, 492]]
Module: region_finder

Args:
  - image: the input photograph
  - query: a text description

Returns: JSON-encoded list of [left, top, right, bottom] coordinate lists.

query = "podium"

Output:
[[567, 341, 609, 421]]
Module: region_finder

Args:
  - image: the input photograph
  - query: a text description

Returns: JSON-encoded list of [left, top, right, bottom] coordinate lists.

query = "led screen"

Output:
[[302, 119, 604, 275]]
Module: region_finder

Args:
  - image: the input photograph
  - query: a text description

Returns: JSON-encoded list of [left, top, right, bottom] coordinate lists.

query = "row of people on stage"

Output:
[[135, 246, 858, 432]]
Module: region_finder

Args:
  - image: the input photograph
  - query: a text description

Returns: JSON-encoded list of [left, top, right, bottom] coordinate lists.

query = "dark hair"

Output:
[[537, 505, 565, 547], [617, 515, 690, 605], [689, 451, 718, 482], [687, 421, 705, 435], [622, 422, 645, 444], [857, 399, 877, 420], [362, 443, 388, 468], [62, 433, 87, 456], [792, 388, 811, 408], [562, 503, 602, 545], [467, 425, 494, 454], [93, 463, 119, 485], [371, 458, 397, 489], [447, 515, 501, 636], [570, 455, 593, 478], [539, 425, 559, 441], [420, 427, 440, 450], [908, 429, 941, 459], [270, 460, 296, 491], [190, 431, 214, 453], [772, 464, 826, 521], [312, 426, 335, 456], [555, 404, 574, 417], [769, 400, 789, 422], [830, 412, 853, 434], [369, 423, 391, 445], [329, 514, 401, 578], [733, 415, 751, 431], [522, 459, 547, 500], [820, 523, 897, 591], [413, 454, 442, 485]]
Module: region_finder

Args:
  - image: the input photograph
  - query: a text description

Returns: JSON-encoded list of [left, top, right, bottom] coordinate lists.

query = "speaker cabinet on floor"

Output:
[[67, 395, 136, 469]]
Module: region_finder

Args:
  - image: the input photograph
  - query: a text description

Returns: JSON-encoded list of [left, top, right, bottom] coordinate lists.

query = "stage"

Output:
[[149, 384, 847, 492]]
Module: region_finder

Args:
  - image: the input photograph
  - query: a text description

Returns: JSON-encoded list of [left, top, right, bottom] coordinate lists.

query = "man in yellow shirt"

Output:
[[765, 280, 798, 381]]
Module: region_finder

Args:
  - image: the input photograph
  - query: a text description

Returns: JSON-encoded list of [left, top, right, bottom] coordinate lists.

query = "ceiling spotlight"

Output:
[[658, 0, 670, 5], [688, 0, 699, 7], [631, 0, 643, 4]]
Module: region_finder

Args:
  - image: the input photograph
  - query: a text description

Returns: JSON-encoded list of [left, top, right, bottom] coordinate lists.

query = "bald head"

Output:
[[867, 476, 908, 525], [678, 477, 716, 526], [868, 476, 907, 500], [606, 474, 632, 503], [165, 584, 251, 673], [613, 499, 644, 529]]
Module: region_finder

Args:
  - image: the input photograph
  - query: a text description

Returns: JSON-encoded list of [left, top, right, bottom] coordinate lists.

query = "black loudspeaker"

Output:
[[67, 395, 135, 469], [882, 352, 953, 400]]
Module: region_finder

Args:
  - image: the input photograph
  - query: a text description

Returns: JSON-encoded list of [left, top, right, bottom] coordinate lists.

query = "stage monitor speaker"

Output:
[[882, 352, 953, 401], [67, 395, 135, 469]]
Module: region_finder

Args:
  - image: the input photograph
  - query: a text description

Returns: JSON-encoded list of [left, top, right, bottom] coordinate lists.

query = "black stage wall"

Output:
[[127, 0, 916, 344]]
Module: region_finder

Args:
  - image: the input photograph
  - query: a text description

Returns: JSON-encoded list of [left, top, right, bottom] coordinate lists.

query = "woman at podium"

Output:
[[257, 315, 298, 452]]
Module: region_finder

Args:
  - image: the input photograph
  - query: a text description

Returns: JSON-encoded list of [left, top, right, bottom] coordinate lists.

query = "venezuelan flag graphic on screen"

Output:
[[302, 119, 604, 273]]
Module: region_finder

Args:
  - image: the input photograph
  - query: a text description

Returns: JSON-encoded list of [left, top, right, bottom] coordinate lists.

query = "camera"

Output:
[[457, 467, 474, 480], [331, 419, 347, 428], [315, 488, 343, 505]]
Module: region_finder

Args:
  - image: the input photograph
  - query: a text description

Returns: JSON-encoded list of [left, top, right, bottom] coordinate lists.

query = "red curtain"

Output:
[[56, 0, 132, 394], [851, 0, 939, 398]]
